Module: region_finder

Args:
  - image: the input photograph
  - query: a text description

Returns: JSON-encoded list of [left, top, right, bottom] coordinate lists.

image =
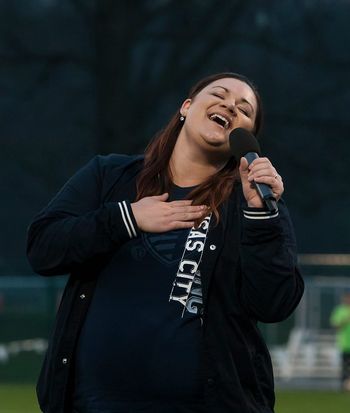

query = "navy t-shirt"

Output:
[[73, 185, 206, 413]]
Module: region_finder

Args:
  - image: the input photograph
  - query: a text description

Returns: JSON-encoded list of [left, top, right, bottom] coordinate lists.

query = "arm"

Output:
[[26, 155, 140, 276], [239, 200, 304, 323], [26, 155, 208, 276]]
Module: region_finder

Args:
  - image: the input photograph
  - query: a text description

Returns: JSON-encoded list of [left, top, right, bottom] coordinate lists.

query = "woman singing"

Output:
[[27, 72, 304, 413]]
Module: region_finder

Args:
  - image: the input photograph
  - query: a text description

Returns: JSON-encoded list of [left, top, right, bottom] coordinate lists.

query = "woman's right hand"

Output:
[[130, 193, 208, 233]]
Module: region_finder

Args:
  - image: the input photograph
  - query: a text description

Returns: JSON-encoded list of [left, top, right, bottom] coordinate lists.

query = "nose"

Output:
[[221, 99, 237, 116]]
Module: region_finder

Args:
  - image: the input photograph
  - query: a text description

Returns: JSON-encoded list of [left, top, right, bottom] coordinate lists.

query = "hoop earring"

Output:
[[180, 116, 185, 122]]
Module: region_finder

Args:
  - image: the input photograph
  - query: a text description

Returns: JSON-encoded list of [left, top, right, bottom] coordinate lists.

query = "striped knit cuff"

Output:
[[243, 208, 279, 220], [117, 200, 139, 239]]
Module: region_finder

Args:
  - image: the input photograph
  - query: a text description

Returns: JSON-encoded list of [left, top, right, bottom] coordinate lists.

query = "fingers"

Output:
[[253, 174, 284, 200], [163, 203, 209, 231], [248, 167, 277, 182], [171, 210, 207, 222], [158, 210, 208, 232], [247, 158, 280, 183], [239, 157, 249, 175], [132, 193, 210, 233], [253, 175, 283, 188], [170, 205, 207, 214], [152, 192, 169, 200], [168, 199, 193, 207], [153, 194, 209, 219], [240, 156, 284, 201], [249, 157, 271, 167]]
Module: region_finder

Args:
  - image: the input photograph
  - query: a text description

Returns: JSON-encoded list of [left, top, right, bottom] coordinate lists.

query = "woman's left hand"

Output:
[[239, 157, 284, 208]]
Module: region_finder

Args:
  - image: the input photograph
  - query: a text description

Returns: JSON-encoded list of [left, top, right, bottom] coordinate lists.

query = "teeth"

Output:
[[209, 113, 230, 129]]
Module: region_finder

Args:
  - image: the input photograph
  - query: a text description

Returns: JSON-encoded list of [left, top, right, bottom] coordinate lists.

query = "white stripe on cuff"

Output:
[[243, 210, 279, 220], [118, 202, 137, 238], [243, 210, 275, 215], [122, 201, 137, 238]]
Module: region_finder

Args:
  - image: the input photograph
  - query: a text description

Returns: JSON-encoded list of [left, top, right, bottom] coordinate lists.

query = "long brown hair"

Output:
[[135, 72, 263, 224]]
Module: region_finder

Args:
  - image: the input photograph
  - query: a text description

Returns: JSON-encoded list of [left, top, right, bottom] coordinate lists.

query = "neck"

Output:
[[169, 133, 227, 187]]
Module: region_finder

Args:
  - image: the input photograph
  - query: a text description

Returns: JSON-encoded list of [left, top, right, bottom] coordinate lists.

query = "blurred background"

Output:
[[1, 0, 350, 412]]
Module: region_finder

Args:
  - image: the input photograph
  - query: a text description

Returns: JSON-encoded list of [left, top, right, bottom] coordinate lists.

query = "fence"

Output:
[[271, 255, 350, 389], [0, 276, 66, 382], [1, 256, 350, 386]]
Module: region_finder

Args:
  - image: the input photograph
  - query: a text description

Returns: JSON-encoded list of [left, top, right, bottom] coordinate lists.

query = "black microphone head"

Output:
[[229, 128, 261, 162]]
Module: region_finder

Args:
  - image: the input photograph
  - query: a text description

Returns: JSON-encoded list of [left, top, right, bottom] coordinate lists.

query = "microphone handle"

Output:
[[244, 152, 278, 213]]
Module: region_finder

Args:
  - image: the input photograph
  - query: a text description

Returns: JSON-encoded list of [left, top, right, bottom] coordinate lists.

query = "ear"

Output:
[[180, 99, 192, 117]]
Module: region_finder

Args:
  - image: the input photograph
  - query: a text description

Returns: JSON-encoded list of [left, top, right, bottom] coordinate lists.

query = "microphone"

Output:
[[229, 128, 278, 212]]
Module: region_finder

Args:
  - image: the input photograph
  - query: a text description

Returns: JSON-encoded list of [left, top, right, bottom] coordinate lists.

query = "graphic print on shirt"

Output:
[[141, 231, 186, 266], [169, 214, 212, 317]]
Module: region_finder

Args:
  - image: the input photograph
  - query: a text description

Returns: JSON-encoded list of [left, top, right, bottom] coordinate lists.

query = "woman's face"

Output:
[[179, 77, 258, 159]]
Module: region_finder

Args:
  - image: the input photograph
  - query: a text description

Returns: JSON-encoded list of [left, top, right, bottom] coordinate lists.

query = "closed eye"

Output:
[[239, 107, 250, 117], [212, 93, 224, 99]]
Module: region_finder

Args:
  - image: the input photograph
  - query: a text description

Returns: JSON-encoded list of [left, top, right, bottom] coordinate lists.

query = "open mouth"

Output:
[[209, 113, 231, 129]]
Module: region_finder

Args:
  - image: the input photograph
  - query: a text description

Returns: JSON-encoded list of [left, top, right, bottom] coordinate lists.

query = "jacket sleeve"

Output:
[[239, 199, 304, 323], [26, 155, 140, 276]]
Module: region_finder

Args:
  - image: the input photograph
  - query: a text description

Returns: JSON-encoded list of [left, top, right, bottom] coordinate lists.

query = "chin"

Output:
[[206, 141, 224, 149], [203, 135, 227, 148]]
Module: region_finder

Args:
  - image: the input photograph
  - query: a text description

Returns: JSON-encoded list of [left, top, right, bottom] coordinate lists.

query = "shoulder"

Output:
[[95, 153, 144, 170], [91, 154, 144, 197], [84, 153, 144, 179], [72, 153, 144, 193]]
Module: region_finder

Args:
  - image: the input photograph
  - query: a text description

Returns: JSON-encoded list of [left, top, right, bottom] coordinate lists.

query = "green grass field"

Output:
[[1, 385, 350, 413], [0, 384, 39, 412]]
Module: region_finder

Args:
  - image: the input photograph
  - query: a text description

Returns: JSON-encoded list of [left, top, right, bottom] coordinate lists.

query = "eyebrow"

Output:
[[210, 85, 256, 114]]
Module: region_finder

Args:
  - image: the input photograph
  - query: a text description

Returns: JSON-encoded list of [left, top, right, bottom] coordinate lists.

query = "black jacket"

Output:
[[26, 154, 304, 413]]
